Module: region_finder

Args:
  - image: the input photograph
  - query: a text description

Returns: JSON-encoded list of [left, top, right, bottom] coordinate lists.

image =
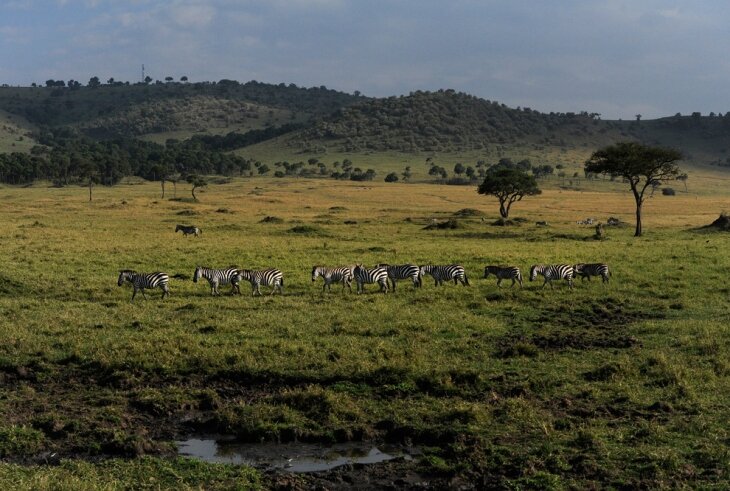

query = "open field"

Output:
[[0, 177, 729, 488]]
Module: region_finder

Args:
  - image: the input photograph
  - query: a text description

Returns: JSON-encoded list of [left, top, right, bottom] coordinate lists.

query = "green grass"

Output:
[[0, 177, 729, 487]]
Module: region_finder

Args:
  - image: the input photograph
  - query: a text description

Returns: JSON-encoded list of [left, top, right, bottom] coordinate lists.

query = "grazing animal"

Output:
[[237, 268, 284, 296], [573, 263, 610, 283], [529, 264, 574, 289], [576, 218, 595, 226], [483, 266, 523, 288], [375, 263, 421, 291], [311, 265, 353, 293], [419, 265, 469, 287], [193, 266, 241, 295], [117, 270, 169, 301], [176, 225, 201, 237], [352, 264, 389, 294]]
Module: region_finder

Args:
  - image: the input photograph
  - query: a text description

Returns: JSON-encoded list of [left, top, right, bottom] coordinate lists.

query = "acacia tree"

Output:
[[477, 167, 541, 219], [585, 142, 682, 237], [186, 174, 207, 200]]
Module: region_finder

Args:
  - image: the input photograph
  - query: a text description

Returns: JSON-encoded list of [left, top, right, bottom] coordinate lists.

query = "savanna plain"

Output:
[[0, 175, 729, 489]]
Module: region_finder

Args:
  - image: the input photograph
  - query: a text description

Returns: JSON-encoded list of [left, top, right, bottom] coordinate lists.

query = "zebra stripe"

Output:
[[375, 263, 421, 291], [117, 270, 169, 301], [483, 266, 523, 288], [529, 264, 574, 289], [193, 266, 241, 295], [353, 265, 389, 294], [311, 265, 353, 293], [573, 263, 610, 283], [419, 265, 469, 287], [237, 268, 284, 296], [175, 224, 201, 237]]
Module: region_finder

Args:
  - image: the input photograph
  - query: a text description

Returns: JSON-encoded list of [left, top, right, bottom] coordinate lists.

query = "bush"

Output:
[[662, 187, 676, 196], [384, 172, 399, 182]]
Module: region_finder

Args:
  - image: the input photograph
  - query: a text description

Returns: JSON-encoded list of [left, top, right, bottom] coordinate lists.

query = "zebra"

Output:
[[117, 270, 169, 301], [352, 264, 389, 294], [237, 268, 284, 296], [193, 266, 241, 295], [529, 264, 574, 289], [311, 266, 353, 293], [175, 225, 201, 237], [375, 263, 421, 291], [419, 265, 469, 287], [483, 266, 523, 288], [573, 263, 610, 283]]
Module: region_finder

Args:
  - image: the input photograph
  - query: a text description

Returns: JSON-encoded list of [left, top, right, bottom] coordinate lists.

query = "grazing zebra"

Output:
[[237, 268, 284, 296], [573, 263, 610, 283], [529, 264, 574, 289], [117, 270, 169, 301], [193, 266, 241, 295], [419, 265, 469, 287], [311, 265, 353, 293], [352, 265, 389, 294], [483, 266, 523, 288], [375, 263, 421, 291], [175, 225, 201, 237]]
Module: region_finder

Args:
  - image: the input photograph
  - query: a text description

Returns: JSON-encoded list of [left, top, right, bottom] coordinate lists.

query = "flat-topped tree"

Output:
[[585, 142, 682, 237], [477, 167, 541, 219]]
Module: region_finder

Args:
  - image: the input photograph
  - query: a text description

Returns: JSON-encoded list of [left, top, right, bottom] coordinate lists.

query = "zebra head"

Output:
[[175, 225, 182, 233], [483, 266, 495, 279], [311, 266, 321, 282], [353, 264, 364, 276], [529, 265, 540, 281], [117, 270, 133, 286], [573, 263, 585, 275], [419, 265, 430, 277], [193, 266, 202, 283]]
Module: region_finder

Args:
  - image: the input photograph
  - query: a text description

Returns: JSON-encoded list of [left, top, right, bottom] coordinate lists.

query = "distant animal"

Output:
[[352, 264, 389, 294], [193, 266, 241, 295], [375, 263, 421, 291], [529, 264, 574, 289], [175, 225, 201, 237], [311, 265, 353, 293], [483, 266, 523, 288], [535, 221, 549, 226], [117, 270, 169, 301], [573, 263, 610, 283], [576, 218, 595, 225], [237, 268, 284, 296], [419, 265, 469, 287]]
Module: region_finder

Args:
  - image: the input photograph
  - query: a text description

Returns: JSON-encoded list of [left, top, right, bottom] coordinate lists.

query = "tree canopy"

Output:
[[477, 167, 541, 218], [585, 142, 682, 236]]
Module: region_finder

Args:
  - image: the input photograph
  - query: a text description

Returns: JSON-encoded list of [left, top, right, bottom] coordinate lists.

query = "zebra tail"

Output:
[[464, 274, 470, 286]]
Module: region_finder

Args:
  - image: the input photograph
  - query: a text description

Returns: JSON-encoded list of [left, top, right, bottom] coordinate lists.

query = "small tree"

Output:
[[454, 163, 465, 176], [677, 173, 688, 191], [401, 166, 412, 181], [477, 168, 541, 219], [385, 172, 399, 182], [186, 174, 207, 201], [585, 142, 682, 237]]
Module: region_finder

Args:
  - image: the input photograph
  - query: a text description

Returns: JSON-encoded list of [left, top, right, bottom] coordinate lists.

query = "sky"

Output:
[[1, 0, 730, 119]]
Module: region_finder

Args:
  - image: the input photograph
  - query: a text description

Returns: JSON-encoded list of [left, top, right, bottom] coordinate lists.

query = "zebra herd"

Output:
[[117, 262, 610, 301]]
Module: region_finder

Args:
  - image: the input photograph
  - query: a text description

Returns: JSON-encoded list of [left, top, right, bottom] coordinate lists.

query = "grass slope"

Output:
[[0, 176, 729, 487]]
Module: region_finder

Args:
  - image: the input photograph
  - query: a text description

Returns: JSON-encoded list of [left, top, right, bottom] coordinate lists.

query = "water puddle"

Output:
[[176, 437, 417, 473]]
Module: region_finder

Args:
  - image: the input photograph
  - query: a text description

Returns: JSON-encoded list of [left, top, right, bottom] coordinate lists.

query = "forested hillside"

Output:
[[2, 81, 730, 186]]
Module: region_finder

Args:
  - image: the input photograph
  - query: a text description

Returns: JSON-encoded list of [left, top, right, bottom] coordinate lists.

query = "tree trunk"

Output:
[[161, 179, 165, 199], [173, 181, 177, 199], [191, 185, 197, 201], [499, 200, 508, 218], [89, 179, 92, 202], [635, 201, 642, 237]]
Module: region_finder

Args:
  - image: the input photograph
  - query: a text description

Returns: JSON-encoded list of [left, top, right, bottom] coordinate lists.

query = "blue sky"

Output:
[[1, 0, 729, 119]]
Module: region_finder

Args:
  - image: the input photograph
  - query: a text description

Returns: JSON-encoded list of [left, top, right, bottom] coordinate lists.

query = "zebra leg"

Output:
[[391, 278, 396, 292], [497, 278, 503, 288], [508, 279, 514, 288], [161, 285, 169, 299], [141, 289, 148, 299], [131, 287, 137, 302]]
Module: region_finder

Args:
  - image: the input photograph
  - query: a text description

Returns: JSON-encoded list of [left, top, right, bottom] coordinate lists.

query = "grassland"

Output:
[[0, 175, 729, 489]]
